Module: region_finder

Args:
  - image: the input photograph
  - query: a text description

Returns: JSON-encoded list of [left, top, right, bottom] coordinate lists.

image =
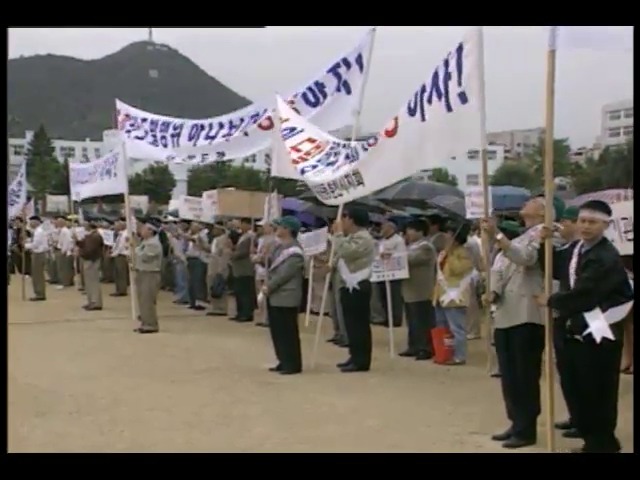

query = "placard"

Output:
[[178, 195, 203, 221], [99, 229, 115, 246], [46, 195, 70, 213], [129, 195, 149, 213], [371, 252, 409, 283], [465, 186, 493, 219], [201, 190, 219, 222], [299, 227, 329, 256], [606, 200, 633, 256]]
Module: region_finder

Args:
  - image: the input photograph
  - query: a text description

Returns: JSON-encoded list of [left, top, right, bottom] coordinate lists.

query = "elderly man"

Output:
[[185, 221, 210, 311], [133, 218, 164, 334], [207, 221, 231, 317], [110, 217, 130, 297], [54, 215, 75, 289], [77, 220, 105, 311], [253, 219, 278, 326], [261, 216, 305, 375], [481, 196, 561, 449], [378, 219, 406, 328], [230, 218, 256, 322], [333, 207, 376, 373], [24, 215, 49, 301]]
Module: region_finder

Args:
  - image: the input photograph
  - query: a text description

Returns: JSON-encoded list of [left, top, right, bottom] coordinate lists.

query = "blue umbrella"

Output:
[[491, 186, 531, 212]]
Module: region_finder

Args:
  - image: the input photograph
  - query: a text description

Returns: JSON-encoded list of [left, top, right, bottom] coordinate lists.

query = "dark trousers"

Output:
[[565, 322, 624, 453], [234, 275, 256, 320], [187, 257, 207, 307], [554, 321, 579, 428], [11, 249, 31, 276], [299, 278, 309, 313], [494, 323, 545, 440], [341, 281, 372, 369], [379, 280, 404, 327], [267, 303, 302, 372], [405, 300, 435, 354]]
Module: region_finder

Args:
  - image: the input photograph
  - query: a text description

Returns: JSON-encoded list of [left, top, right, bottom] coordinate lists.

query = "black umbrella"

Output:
[[427, 195, 466, 219], [374, 179, 464, 208], [298, 190, 391, 215]]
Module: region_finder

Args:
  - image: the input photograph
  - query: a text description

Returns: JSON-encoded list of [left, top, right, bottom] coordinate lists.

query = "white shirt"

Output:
[[111, 230, 130, 257], [380, 233, 406, 255], [25, 225, 49, 253], [57, 226, 74, 255]]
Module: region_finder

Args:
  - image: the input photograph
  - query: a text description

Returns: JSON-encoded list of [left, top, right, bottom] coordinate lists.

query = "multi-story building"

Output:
[[412, 145, 506, 192], [599, 99, 633, 147], [487, 127, 544, 159]]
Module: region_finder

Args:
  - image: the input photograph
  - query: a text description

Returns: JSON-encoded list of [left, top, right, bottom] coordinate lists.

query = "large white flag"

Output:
[[117, 29, 375, 164], [273, 28, 483, 205], [550, 26, 633, 52], [8, 161, 28, 219], [69, 145, 128, 201]]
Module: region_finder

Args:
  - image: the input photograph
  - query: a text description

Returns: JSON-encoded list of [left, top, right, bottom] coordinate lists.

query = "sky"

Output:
[[8, 26, 634, 149]]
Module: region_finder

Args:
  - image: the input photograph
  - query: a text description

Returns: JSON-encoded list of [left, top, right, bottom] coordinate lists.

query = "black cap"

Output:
[[405, 218, 429, 236], [29, 215, 41, 222], [343, 206, 369, 227]]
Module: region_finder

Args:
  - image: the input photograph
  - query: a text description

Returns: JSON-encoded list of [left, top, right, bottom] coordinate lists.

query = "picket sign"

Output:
[[116, 30, 374, 163], [69, 147, 128, 201], [465, 186, 493, 219], [99, 229, 115, 247], [371, 252, 409, 283], [201, 190, 219, 222], [8, 161, 27, 219], [273, 28, 484, 206], [178, 195, 203, 221], [606, 200, 633, 256], [299, 227, 329, 256]]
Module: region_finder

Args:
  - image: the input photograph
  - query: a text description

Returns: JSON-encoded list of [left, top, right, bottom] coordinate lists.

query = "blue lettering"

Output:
[[170, 122, 185, 148], [327, 59, 352, 95], [222, 117, 245, 139], [204, 121, 225, 144], [282, 126, 303, 142], [148, 133, 160, 147], [407, 84, 428, 122], [354, 53, 364, 74], [426, 59, 453, 114], [216, 151, 226, 160], [159, 120, 172, 134], [301, 81, 328, 109], [158, 135, 169, 148], [148, 118, 160, 133], [133, 117, 149, 141], [454, 43, 469, 106]]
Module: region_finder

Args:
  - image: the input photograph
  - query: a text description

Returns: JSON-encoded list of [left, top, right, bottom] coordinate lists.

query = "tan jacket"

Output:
[[432, 244, 474, 308], [402, 239, 437, 303]]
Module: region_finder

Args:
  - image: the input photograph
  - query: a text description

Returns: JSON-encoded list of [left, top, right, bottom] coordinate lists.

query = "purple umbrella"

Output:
[[281, 197, 319, 226]]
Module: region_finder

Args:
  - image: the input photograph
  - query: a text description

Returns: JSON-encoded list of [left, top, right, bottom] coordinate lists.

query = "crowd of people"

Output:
[[7, 195, 634, 453]]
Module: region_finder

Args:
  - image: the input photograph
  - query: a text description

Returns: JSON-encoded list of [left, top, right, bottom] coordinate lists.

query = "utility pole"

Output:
[[148, 28, 154, 43]]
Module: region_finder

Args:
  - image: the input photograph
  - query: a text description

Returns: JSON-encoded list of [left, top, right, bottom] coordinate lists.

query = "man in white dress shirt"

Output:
[[55, 215, 75, 289], [110, 216, 130, 297], [24, 215, 49, 301], [378, 220, 407, 328]]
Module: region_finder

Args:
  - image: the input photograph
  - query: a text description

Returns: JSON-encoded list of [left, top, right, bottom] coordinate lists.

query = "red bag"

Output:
[[431, 326, 454, 364]]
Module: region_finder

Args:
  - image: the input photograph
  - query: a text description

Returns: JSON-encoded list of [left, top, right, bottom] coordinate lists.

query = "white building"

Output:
[[413, 145, 506, 192], [599, 99, 633, 147], [487, 127, 544, 159]]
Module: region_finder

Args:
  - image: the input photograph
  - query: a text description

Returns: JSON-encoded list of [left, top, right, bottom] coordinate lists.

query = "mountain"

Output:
[[8, 41, 252, 141]]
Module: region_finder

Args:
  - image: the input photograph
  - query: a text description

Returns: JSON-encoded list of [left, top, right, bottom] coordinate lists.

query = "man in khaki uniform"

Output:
[[400, 218, 437, 360], [133, 219, 164, 334], [110, 217, 130, 297], [207, 222, 231, 316], [77, 221, 105, 311], [24, 215, 49, 301], [332, 207, 376, 373]]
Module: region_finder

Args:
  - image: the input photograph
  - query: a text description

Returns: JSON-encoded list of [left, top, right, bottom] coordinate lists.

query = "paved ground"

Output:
[[8, 277, 634, 453]]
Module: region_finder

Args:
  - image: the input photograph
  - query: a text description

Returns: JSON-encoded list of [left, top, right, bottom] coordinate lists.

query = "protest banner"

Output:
[[116, 30, 374, 163], [8, 162, 27, 219], [45, 195, 70, 213], [465, 186, 493, 219], [606, 200, 633, 256], [273, 28, 483, 206], [370, 252, 409, 283], [69, 148, 127, 201], [201, 190, 219, 222]]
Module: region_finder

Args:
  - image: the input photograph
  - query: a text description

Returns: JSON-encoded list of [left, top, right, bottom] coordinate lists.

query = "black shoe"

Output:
[[190, 305, 206, 311], [555, 419, 573, 430], [415, 351, 433, 361], [268, 365, 282, 372], [84, 306, 103, 311], [340, 364, 369, 373], [398, 350, 417, 357], [491, 429, 513, 442], [206, 312, 227, 317], [490, 372, 502, 378], [133, 328, 159, 334], [235, 317, 253, 323], [173, 300, 188, 305], [562, 428, 582, 439], [336, 359, 353, 368], [502, 437, 536, 449], [327, 335, 340, 344], [29, 297, 46, 301], [110, 293, 126, 297], [229, 316, 239, 321], [336, 341, 349, 348], [279, 369, 302, 375]]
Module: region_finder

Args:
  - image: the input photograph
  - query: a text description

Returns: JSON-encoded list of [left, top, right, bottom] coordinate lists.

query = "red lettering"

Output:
[[383, 116, 399, 138], [257, 114, 274, 131]]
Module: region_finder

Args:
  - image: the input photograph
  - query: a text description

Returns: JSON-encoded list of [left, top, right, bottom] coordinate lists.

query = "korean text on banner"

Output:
[[201, 190, 219, 222], [69, 148, 128, 202], [371, 252, 409, 283], [116, 30, 374, 164], [465, 186, 493, 219], [272, 28, 483, 205], [263, 191, 282, 222], [299, 227, 329, 256], [46, 195, 70, 213], [8, 162, 27, 219], [178, 195, 203, 221], [606, 200, 633, 256]]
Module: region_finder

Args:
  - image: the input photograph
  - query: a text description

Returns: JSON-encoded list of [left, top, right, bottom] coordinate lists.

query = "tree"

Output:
[[428, 167, 458, 186], [187, 163, 291, 196], [49, 157, 71, 195], [25, 124, 63, 209], [570, 139, 633, 194], [490, 161, 537, 189], [527, 137, 572, 186], [128, 162, 176, 205]]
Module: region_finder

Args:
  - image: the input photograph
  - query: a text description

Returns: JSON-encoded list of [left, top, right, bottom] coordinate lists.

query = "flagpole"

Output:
[[121, 140, 139, 326], [20, 218, 27, 301], [542, 26, 558, 453], [311, 26, 377, 369]]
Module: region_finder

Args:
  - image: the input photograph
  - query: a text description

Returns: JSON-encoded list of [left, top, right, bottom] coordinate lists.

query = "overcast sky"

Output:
[[9, 27, 633, 148]]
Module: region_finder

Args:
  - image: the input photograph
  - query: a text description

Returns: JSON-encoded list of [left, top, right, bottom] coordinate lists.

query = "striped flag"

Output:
[[549, 26, 633, 52]]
